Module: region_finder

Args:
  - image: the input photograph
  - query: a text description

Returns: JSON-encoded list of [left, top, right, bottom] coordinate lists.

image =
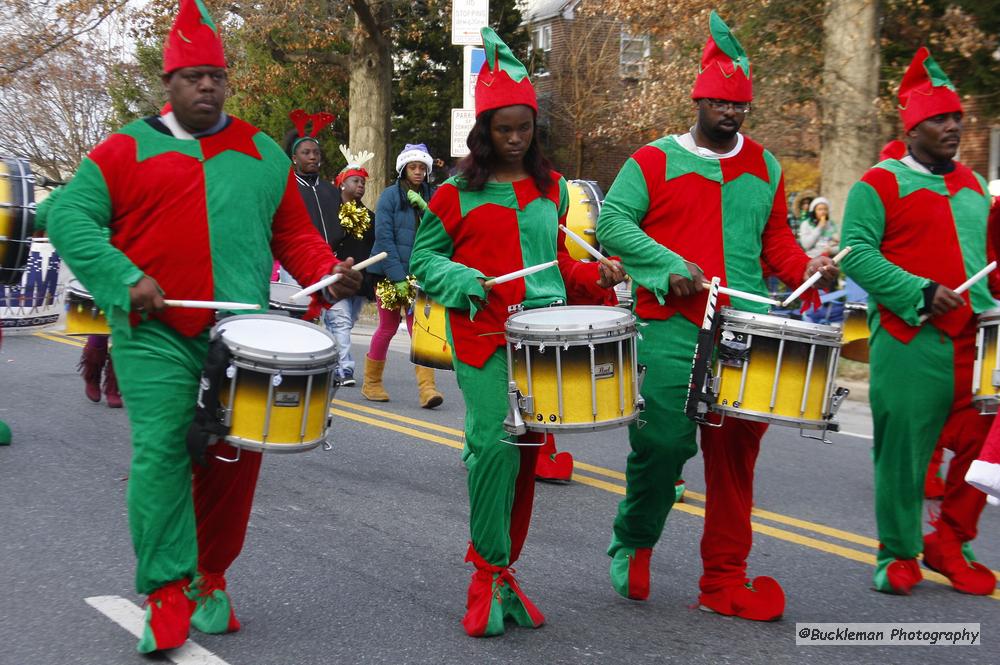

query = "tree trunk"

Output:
[[819, 0, 880, 221], [349, 1, 392, 210]]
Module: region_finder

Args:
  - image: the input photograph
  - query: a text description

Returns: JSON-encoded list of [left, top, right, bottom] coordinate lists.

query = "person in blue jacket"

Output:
[[361, 143, 444, 408]]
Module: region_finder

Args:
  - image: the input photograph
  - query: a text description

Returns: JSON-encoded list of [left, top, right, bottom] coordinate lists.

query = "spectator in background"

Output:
[[788, 189, 815, 235], [798, 196, 839, 258], [362, 143, 444, 408]]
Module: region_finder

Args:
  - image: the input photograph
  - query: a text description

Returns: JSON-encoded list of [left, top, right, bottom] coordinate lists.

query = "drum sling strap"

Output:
[[186, 336, 233, 466]]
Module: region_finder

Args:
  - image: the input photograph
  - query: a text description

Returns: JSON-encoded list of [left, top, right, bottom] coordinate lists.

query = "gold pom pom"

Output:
[[339, 201, 372, 240], [375, 276, 417, 311]]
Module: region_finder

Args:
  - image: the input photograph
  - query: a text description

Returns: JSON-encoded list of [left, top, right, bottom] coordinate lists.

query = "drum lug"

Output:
[[991, 369, 1000, 388], [826, 385, 849, 417], [502, 382, 528, 436]]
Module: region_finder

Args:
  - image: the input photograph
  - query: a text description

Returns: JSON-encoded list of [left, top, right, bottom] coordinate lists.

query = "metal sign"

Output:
[[452, 0, 489, 46], [463, 46, 485, 110], [451, 109, 476, 158]]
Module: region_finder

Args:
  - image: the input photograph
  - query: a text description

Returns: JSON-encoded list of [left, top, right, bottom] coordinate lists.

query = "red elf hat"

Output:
[[475, 27, 537, 117], [898, 47, 963, 132], [162, 0, 226, 74], [691, 11, 752, 103]]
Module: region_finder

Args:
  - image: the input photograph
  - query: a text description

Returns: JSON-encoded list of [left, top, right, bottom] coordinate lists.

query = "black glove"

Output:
[[185, 336, 233, 467]]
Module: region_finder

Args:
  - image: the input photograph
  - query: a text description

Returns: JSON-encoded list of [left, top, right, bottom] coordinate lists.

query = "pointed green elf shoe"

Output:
[[136, 579, 195, 654], [608, 537, 652, 601], [873, 548, 922, 595], [499, 570, 545, 629], [190, 571, 241, 634]]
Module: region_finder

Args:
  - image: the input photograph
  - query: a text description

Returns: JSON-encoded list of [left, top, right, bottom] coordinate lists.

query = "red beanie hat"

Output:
[[691, 11, 752, 103], [475, 27, 537, 117], [162, 0, 226, 74], [898, 47, 963, 132]]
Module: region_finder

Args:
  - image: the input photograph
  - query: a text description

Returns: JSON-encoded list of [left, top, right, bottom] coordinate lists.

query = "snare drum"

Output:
[[505, 306, 642, 434], [215, 314, 338, 453], [973, 308, 1000, 414], [563, 180, 603, 261], [268, 281, 309, 318], [64, 278, 110, 335], [0, 156, 36, 285], [712, 308, 846, 431], [411, 287, 453, 370], [840, 302, 869, 363], [613, 279, 633, 310]]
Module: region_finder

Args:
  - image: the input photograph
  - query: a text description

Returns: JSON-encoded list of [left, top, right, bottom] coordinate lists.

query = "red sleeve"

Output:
[[270, 169, 338, 310], [760, 175, 810, 289], [988, 199, 1000, 297], [557, 222, 618, 306]]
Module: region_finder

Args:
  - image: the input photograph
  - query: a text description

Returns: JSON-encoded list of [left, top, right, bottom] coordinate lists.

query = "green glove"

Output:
[[394, 280, 410, 297], [406, 189, 428, 212]]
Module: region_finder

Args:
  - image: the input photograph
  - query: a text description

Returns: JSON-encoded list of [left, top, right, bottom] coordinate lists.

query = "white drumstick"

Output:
[[164, 300, 261, 310], [701, 282, 780, 306], [484, 260, 559, 287], [291, 251, 388, 300], [781, 245, 852, 307], [918, 260, 997, 323], [559, 224, 618, 271]]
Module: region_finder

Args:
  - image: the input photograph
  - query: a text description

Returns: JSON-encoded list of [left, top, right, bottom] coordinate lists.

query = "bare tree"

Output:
[[0, 42, 114, 181]]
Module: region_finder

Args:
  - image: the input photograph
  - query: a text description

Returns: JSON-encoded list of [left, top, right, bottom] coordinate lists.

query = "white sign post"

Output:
[[451, 109, 476, 158], [451, 0, 489, 46]]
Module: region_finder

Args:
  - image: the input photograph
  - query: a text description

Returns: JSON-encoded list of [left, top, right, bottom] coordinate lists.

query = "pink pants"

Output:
[[368, 297, 414, 361]]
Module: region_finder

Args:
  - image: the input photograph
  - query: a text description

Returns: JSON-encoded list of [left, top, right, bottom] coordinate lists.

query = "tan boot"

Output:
[[361, 355, 390, 402], [414, 364, 443, 409]]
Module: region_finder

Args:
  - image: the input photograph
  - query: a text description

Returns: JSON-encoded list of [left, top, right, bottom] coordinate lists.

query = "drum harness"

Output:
[[186, 336, 233, 466]]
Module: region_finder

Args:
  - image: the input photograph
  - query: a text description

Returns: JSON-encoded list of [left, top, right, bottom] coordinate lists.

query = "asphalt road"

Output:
[[0, 324, 997, 665]]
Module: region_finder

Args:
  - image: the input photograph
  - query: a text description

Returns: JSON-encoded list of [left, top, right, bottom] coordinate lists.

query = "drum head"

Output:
[[721, 307, 841, 345], [979, 307, 1000, 326], [507, 306, 634, 341], [66, 278, 92, 299], [215, 314, 337, 365], [268, 282, 308, 312]]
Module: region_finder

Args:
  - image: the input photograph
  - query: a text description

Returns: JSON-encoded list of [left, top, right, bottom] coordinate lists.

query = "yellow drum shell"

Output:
[[840, 302, 869, 363], [214, 314, 339, 453], [973, 308, 1000, 415], [563, 180, 603, 261], [64, 279, 110, 336], [411, 287, 453, 370], [713, 309, 842, 430], [506, 306, 640, 432]]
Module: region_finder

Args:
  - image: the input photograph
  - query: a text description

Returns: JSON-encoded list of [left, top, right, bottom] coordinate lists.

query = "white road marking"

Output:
[[837, 430, 874, 440], [85, 595, 232, 665]]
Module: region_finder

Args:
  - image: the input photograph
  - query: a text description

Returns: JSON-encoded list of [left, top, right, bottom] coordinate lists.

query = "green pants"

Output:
[[454, 348, 542, 567], [111, 320, 208, 594], [870, 319, 990, 563]]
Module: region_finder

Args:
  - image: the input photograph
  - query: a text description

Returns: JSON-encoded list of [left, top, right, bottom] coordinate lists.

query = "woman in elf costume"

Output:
[[410, 27, 623, 637], [841, 47, 997, 596], [362, 143, 444, 408]]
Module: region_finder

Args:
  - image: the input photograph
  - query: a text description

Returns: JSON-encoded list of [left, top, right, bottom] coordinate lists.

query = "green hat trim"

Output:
[[195, 0, 218, 33], [480, 27, 529, 83], [709, 11, 750, 77], [924, 53, 956, 91]]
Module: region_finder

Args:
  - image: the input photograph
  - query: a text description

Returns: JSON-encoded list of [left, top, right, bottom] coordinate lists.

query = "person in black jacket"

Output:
[[287, 118, 376, 385]]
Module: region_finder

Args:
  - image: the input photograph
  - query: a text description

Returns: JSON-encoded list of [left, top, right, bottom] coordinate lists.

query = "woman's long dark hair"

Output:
[[456, 108, 553, 193]]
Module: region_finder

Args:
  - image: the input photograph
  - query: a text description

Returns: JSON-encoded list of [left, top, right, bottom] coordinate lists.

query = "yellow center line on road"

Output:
[[29, 333, 1000, 597]]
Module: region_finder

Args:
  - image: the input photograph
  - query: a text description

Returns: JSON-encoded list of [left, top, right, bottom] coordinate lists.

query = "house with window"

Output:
[[520, 0, 648, 192]]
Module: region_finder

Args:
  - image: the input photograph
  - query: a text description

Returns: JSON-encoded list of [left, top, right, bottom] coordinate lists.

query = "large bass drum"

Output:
[[0, 156, 36, 285]]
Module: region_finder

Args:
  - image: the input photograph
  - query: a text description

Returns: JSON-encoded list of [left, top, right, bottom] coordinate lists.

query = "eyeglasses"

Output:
[[704, 99, 750, 114]]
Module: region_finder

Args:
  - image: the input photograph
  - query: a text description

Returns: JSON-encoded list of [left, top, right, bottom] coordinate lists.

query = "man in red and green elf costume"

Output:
[[841, 47, 997, 596], [48, 0, 361, 653], [596, 12, 836, 621], [410, 27, 620, 637]]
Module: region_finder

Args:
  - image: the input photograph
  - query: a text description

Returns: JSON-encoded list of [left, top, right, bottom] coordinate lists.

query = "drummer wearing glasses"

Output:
[[410, 27, 623, 638], [596, 12, 836, 621], [47, 0, 360, 654]]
